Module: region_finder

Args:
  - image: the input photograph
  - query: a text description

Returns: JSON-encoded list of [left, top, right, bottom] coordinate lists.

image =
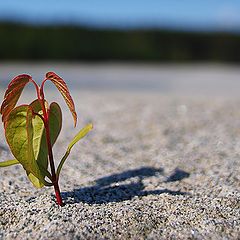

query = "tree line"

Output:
[[0, 22, 239, 62]]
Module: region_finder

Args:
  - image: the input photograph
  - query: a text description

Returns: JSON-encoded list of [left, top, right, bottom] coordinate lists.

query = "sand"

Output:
[[0, 88, 239, 239]]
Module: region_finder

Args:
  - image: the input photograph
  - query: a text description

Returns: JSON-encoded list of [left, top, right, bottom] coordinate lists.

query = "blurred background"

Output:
[[0, 0, 240, 94]]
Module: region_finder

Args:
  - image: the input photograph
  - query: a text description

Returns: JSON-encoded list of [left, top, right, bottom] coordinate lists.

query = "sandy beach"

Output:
[[0, 64, 239, 239]]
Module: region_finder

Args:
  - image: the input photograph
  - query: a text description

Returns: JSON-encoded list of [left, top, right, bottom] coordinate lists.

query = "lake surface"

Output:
[[0, 62, 240, 96]]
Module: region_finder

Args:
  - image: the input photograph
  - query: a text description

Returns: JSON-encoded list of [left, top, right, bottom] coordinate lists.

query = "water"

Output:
[[0, 62, 240, 96]]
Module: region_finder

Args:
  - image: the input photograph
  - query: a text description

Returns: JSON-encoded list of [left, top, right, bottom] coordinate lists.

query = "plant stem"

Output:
[[38, 89, 63, 206], [45, 116, 63, 206]]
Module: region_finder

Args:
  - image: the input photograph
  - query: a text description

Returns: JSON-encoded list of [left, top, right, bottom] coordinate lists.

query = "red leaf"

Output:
[[0, 74, 33, 125], [45, 72, 77, 127]]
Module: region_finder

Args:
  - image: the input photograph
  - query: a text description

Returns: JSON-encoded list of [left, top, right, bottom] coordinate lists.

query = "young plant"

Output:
[[0, 72, 92, 206]]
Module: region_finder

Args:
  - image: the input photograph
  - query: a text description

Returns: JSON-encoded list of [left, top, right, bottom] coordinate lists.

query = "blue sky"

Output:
[[0, 0, 240, 32]]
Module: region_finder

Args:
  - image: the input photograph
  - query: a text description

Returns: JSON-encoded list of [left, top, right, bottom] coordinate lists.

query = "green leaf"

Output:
[[44, 72, 77, 127], [26, 100, 62, 188], [30, 101, 62, 162], [0, 159, 19, 167], [56, 123, 93, 177], [0, 158, 52, 186], [5, 105, 45, 186], [48, 102, 62, 145], [27, 172, 52, 187]]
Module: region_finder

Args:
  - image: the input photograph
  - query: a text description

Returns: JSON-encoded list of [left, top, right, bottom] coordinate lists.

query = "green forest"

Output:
[[0, 22, 240, 62]]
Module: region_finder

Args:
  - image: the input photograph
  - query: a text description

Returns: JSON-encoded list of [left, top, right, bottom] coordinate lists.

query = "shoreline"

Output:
[[1, 63, 240, 96]]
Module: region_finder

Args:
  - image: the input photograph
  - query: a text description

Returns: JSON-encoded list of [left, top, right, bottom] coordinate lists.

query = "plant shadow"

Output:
[[61, 167, 190, 205]]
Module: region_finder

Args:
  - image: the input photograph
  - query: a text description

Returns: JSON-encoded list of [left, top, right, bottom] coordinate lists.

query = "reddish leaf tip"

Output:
[[44, 71, 78, 127], [0, 74, 33, 124]]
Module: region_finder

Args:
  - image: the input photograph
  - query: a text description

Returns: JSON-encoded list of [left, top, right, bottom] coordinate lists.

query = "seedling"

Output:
[[0, 72, 92, 206]]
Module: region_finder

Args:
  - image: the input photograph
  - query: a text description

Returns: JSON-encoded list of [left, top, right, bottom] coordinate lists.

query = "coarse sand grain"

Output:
[[0, 90, 239, 239]]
